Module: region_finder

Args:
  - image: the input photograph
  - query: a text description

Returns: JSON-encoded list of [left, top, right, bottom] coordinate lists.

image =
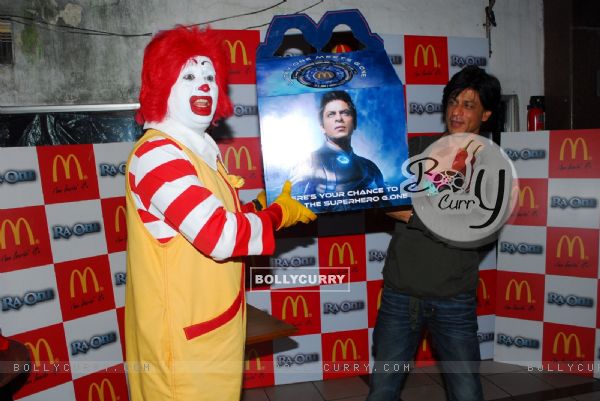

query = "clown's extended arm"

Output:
[[129, 137, 283, 260]]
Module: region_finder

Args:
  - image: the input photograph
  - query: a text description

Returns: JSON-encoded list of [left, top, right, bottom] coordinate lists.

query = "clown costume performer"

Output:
[[124, 27, 316, 401]]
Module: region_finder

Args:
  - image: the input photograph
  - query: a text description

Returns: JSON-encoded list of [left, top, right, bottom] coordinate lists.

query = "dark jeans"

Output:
[[367, 286, 483, 401]]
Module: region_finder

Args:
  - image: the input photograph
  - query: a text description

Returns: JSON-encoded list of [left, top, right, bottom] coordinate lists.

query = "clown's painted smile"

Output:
[[190, 96, 213, 115]]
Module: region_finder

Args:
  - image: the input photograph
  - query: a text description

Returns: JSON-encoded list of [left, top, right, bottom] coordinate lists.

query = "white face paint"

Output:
[[166, 55, 218, 132]]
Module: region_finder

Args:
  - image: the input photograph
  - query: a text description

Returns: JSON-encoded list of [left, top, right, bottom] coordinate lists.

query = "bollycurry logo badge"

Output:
[[401, 133, 518, 247]]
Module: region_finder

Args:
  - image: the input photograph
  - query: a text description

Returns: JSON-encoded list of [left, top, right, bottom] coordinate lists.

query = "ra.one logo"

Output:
[[477, 332, 494, 343], [99, 162, 126, 177], [450, 55, 487, 68], [276, 352, 320, 367], [271, 256, 316, 268], [233, 104, 258, 117], [500, 241, 543, 255], [504, 148, 546, 161], [0, 169, 36, 184], [409, 102, 442, 115], [114, 272, 126, 286], [547, 292, 594, 307], [496, 333, 540, 348], [550, 196, 597, 209], [2, 289, 55, 311], [52, 222, 101, 239], [323, 300, 365, 314], [71, 331, 117, 355], [368, 250, 386, 262]]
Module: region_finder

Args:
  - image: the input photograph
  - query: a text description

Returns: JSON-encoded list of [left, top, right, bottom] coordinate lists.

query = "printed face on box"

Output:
[[321, 100, 355, 143], [167, 55, 218, 131]]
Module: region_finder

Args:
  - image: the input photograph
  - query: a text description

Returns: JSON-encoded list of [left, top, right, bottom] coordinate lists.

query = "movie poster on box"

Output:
[[256, 10, 410, 214]]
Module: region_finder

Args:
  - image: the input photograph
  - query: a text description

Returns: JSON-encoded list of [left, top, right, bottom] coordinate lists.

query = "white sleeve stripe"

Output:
[[135, 145, 191, 185], [246, 213, 264, 255], [178, 195, 223, 244], [145, 220, 178, 239], [150, 175, 203, 213], [211, 213, 237, 260]]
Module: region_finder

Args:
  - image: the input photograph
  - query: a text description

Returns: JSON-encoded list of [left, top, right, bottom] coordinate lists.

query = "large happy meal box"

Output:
[[256, 9, 410, 214]]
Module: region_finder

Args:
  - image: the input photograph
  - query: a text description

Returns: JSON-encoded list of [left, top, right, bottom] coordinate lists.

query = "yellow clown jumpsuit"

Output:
[[125, 130, 247, 401]]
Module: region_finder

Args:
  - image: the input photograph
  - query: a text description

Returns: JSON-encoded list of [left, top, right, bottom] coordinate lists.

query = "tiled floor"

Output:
[[241, 361, 600, 401]]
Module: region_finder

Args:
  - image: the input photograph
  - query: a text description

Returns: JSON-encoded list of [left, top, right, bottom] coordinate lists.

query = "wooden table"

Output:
[[245, 304, 297, 345]]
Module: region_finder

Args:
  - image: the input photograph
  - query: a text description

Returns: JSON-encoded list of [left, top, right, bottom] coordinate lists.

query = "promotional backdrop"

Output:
[[0, 30, 503, 401], [496, 130, 600, 378]]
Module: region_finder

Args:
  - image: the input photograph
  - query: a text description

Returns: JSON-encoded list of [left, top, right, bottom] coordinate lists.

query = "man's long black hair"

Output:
[[442, 65, 503, 136]]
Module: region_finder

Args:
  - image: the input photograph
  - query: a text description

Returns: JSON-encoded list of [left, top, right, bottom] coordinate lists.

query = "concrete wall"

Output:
[[0, 0, 543, 127]]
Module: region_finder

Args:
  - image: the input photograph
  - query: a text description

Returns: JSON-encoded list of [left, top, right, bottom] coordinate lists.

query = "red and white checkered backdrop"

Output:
[[496, 130, 600, 378], [4, 30, 596, 401]]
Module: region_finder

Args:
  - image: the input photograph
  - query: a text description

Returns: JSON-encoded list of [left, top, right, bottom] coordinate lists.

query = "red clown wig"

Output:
[[136, 26, 233, 125]]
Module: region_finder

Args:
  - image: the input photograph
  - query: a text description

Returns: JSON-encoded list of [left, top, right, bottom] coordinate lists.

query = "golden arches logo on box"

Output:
[[552, 332, 583, 358], [0, 217, 36, 249], [505, 279, 532, 303], [518, 186, 536, 209], [25, 338, 56, 367], [245, 348, 264, 371], [331, 338, 358, 362], [328, 242, 356, 266], [559, 137, 589, 161], [281, 295, 309, 320], [556, 235, 586, 259], [70, 266, 101, 298], [114, 205, 126, 233], [413, 44, 439, 68], [52, 154, 85, 182], [224, 39, 250, 66], [478, 277, 490, 301], [224, 146, 254, 171], [88, 378, 117, 401]]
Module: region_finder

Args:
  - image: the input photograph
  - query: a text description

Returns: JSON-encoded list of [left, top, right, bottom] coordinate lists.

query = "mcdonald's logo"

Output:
[[556, 235, 586, 259], [245, 348, 263, 371], [224, 146, 254, 171], [505, 279, 532, 303], [281, 295, 309, 320], [114, 206, 126, 233], [0, 218, 35, 249], [70, 267, 101, 298], [518, 186, 536, 208], [331, 339, 358, 361], [559, 137, 589, 161], [52, 154, 84, 182], [478, 278, 489, 301], [224, 39, 250, 66], [88, 378, 117, 401], [328, 242, 356, 266], [25, 338, 55, 367], [414, 44, 439, 68], [552, 332, 583, 358]]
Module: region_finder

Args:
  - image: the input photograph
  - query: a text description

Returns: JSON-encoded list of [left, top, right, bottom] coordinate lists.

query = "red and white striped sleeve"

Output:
[[128, 137, 282, 260]]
